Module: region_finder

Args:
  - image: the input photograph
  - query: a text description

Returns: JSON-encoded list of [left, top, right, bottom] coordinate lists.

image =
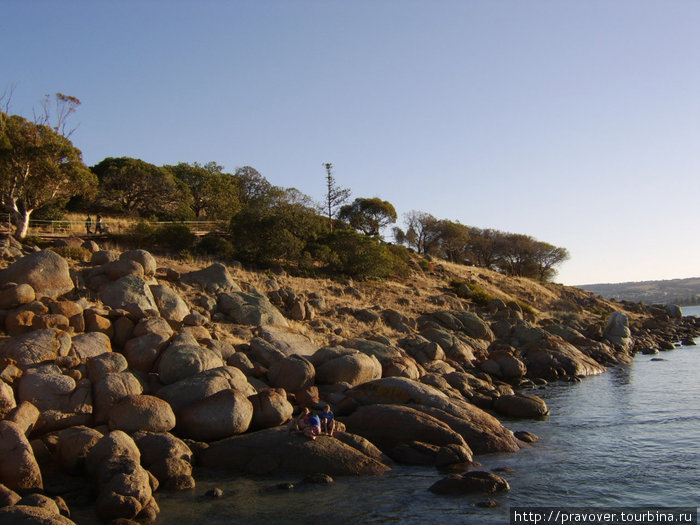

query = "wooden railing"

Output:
[[24, 219, 227, 237]]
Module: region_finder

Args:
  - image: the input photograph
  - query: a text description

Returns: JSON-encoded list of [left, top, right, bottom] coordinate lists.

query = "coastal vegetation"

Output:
[[1, 97, 569, 284]]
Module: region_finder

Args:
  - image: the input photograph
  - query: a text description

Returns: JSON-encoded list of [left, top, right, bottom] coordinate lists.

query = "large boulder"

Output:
[[409, 402, 520, 454], [346, 377, 520, 454], [521, 335, 606, 380], [108, 394, 176, 433], [267, 355, 315, 393], [177, 389, 253, 441], [0, 250, 73, 299], [16, 368, 92, 427], [249, 389, 294, 430], [493, 393, 549, 419], [218, 291, 288, 327], [157, 367, 256, 414], [93, 371, 144, 424], [157, 343, 225, 385], [56, 425, 104, 474], [180, 263, 240, 294], [0, 283, 35, 310], [119, 249, 157, 278], [0, 381, 16, 419], [132, 431, 195, 490], [257, 325, 317, 357], [0, 505, 76, 524], [69, 332, 112, 362], [0, 329, 71, 368], [342, 404, 469, 464], [99, 275, 158, 316], [85, 431, 157, 522], [340, 338, 404, 360], [0, 420, 43, 494], [197, 427, 390, 476], [150, 284, 189, 324], [603, 311, 633, 350], [123, 332, 170, 373], [315, 351, 383, 387]]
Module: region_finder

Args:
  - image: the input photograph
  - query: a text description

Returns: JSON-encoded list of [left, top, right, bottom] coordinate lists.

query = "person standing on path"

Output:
[[96, 215, 103, 234], [85, 215, 93, 235]]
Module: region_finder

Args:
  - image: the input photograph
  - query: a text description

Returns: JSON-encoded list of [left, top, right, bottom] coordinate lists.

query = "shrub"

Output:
[[127, 222, 157, 245], [516, 301, 536, 316], [317, 230, 409, 280], [195, 235, 236, 260], [467, 283, 495, 306], [154, 223, 196, 252]]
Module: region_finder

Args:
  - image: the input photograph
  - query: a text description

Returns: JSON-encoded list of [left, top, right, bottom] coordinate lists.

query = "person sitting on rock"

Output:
[[304, 411, 322, 440], [319, 404, 335, 436], [289, 407, 311, 433]]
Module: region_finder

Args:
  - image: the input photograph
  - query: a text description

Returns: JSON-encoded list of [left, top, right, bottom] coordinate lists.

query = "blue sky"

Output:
[[3, 1, 699, 285]]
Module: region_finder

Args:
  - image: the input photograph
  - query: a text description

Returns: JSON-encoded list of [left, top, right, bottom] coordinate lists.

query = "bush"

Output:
[[467, 283, 495, 306], [154, 223, 196, 252], [318, 230, 409, 280], [127, 222, 157, 245], [195, 235, 236, 260]]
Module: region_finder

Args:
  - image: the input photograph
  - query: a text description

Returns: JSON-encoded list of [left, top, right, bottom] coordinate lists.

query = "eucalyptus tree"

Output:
[[338, 197, 397, 237], [0, 112, 96, 239]]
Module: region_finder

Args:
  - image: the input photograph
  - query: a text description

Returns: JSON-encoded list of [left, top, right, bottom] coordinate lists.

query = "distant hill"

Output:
[[577, 277, 700, 305]]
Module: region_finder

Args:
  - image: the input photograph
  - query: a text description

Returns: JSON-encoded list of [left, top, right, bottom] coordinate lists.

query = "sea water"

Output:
[[79, 309, 700, 524]]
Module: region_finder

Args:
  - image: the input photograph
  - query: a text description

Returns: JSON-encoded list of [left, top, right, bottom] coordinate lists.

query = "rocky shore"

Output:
[[0, 236, 697, 523]]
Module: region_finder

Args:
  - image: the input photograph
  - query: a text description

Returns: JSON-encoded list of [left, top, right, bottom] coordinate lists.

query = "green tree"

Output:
[[434, 219, 470, 262], [167, 161, 239, 220], [92, 157, 192, 218], [338, 197, 397, 237], [402, 210, 441, 255], [0, 112, 97, 239]]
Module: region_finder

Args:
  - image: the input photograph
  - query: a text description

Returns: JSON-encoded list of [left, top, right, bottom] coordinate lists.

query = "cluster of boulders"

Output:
[[0, 238, 697, 522]]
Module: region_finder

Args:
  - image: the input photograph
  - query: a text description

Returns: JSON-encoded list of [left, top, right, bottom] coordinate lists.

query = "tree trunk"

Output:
[[12, 208, 32, 240]]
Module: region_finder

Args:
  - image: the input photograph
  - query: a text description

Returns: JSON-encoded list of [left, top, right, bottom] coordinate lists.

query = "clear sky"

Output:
[[3, 1, 699, 285]]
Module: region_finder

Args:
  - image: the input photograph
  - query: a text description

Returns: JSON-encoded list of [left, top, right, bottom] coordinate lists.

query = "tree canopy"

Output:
[[92, 157, 191, 219], [0, 112, 97, 238], [338, 197, 397, 237]]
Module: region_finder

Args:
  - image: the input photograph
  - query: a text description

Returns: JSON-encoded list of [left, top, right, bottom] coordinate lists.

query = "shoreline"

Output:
[[0, 242, 698, 523]]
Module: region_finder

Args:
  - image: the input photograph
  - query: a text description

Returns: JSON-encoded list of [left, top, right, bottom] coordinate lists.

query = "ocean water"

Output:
[[78, 309, 700, 524]]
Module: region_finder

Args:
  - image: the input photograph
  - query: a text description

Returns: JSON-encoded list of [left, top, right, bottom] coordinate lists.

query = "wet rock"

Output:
[[493, 393, 549, 419], [514, 430, 539, 443], [428, 471, 510, 494], [132, 431, 195, 490]]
